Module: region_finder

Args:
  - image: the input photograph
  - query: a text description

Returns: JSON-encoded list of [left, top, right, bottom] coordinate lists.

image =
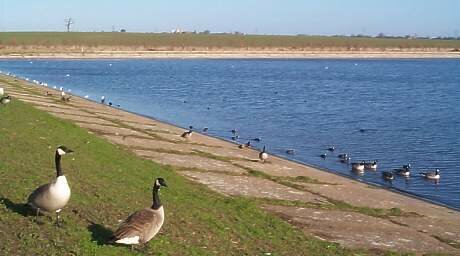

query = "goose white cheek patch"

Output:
[[57, 148, 66, 155]]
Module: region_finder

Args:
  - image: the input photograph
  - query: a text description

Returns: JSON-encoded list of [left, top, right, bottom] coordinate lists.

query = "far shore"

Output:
[[1, 50, 460, 59]]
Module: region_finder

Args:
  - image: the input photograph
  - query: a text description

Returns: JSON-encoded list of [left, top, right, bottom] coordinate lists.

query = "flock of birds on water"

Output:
[[179, 123, 441, 185], [317, 145, 441, 183]]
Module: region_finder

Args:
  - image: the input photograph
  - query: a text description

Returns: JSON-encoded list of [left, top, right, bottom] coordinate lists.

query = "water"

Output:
[[1, 58, 459, 209]]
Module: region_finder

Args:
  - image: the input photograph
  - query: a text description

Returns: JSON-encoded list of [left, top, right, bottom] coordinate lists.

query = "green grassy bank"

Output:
[[1, 32, 459, 52], [0, 91, 400, 255]]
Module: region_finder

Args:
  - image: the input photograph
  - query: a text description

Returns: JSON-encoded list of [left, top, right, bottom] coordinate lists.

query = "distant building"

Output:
[[120, 29, 126, 33]]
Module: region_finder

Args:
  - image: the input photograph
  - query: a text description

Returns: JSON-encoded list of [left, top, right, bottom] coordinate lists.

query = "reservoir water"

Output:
[[1, 58, 459, 209]]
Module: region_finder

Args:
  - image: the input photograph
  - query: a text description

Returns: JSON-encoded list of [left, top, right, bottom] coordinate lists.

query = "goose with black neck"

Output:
[[110, 177, 168, 248], [27, 145, 74, 226]]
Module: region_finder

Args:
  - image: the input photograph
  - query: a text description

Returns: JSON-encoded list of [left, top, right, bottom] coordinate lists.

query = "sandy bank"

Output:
[[1, 50, 460, 59]]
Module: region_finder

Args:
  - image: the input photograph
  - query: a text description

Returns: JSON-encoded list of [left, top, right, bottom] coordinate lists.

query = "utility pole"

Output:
[[64, 18, 74, 32]]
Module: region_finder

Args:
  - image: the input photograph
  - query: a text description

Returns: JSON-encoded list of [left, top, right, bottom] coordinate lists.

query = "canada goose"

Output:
[[394, 168, 410, 177], [253, 137, 262, 142], [259, 146, 268, 162], [286, 149, 295, 155], [110, 178, 167, 247], [238, 141, 251, 149], [340, 157, 351, 163], [394, 164, 411, 177], [364, 160, 378, 170], [27, 145, 74, 225], [382, 171, 395, 180], [338, 153, 348, 159], [320, 153, 327, 159], [60, 91, 71, 102], [327, 146, 335, 152], [231, 129, 238, 134], [421, 169, 440, 180], [231, 135, 239, 140], [402, 163, 411, 170], [1, 95, 11, 105], [202, 127, 209, 132], [351, 161, 365, 171], [181, 130, 193, 139]]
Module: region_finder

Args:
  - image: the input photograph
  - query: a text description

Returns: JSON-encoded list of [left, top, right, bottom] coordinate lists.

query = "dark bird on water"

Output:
[[382, 171, 395, 181]]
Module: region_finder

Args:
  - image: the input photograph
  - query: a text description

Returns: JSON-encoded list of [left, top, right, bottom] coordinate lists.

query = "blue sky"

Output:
[[0, 0, 459, 37]]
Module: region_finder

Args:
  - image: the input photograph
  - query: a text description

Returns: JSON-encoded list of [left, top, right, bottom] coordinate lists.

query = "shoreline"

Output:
[[1, 50, 460, 59], [1, 74, 459, 212], [2, 73, 460, 253]]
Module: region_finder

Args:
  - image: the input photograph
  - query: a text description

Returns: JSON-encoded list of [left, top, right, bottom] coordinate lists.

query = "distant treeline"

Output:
[[1, 32, 460, 51]]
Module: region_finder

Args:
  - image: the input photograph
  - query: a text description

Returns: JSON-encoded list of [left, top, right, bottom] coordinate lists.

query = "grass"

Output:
[[1, 32, 460, 53], [0, 95, 383, 255]]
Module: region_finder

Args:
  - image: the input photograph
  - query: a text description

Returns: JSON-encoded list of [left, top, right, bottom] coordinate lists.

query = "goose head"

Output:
[[1, 95, 11, 104], [56, 145, 74, 156], [154, 178, 168, 190]]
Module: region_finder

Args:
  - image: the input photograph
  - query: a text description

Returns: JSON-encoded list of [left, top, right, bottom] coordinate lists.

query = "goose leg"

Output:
[[55, 211, 61, 227], [35, 208, 40, 222]]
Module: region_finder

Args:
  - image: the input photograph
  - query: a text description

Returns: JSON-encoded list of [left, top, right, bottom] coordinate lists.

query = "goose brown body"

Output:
[[112, 207, 164, 244], [111, 177, 167, 245]]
